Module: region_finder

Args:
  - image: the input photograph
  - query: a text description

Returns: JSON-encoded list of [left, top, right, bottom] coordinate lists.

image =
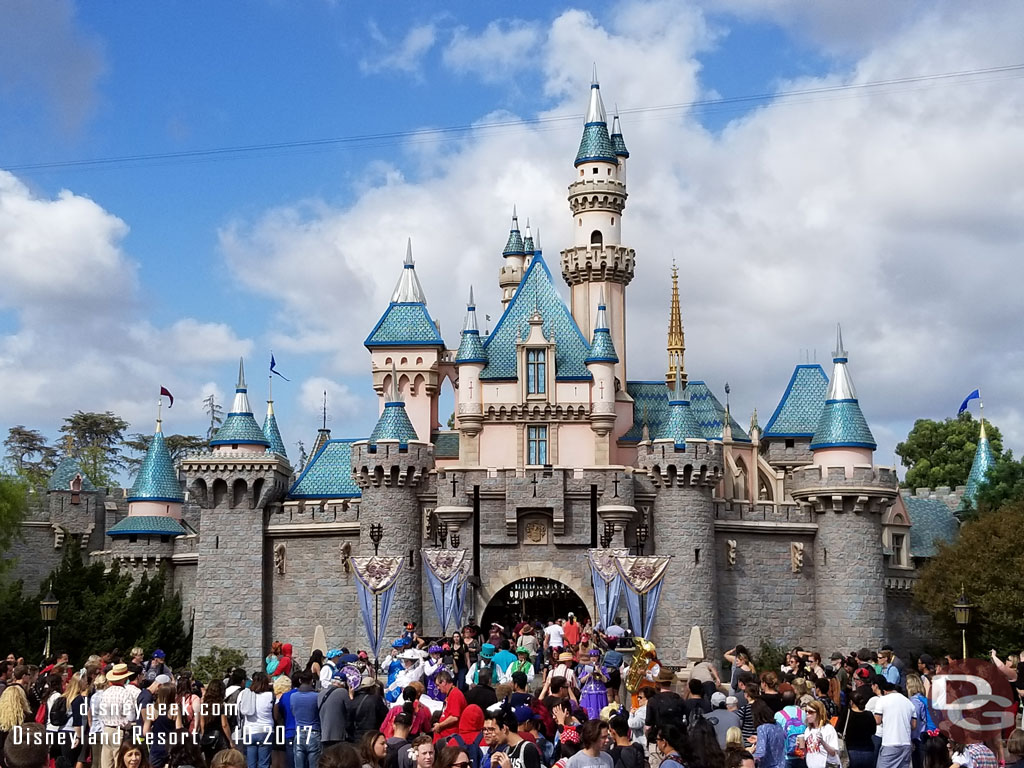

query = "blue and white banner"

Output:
[[455, 560, 471, 630], [422, 548, 467, 635], [587, 548, 628, 630], [615, 555, 671, 639], [351, 555, 404, 659]]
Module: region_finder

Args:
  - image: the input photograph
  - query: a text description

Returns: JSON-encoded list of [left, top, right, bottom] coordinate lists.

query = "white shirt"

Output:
[[388, 661, 424, 692], [865, 696, 883, 737], [605, 625, 625, 638], [875, 692, 916, 747], [319, 662, 337, 690], [238, 689, 275, 735], [804, 724, 840, 768], [544, 624, 565, 648]]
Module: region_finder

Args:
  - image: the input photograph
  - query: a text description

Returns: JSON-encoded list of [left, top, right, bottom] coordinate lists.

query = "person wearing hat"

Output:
[[549, 652, 579, 695], [579, 650, 609, 721], [97, 663, 138, 768], [466, 645, 496, 688], [317, 670, 354, 749], [320, 650, 343, 691], [143, 650, 172, 683], [386, 651, 425, 701], [644, 667, 681, 734], [501, 648, 535, 686], [423, 646, 447, 701], [705, 692, 741, 749], [492, 641, 517, 681], [562, 614, 582, 650], [385, 641, 410, 704]]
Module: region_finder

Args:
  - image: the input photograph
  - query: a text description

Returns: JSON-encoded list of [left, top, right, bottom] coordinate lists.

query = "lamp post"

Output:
[[634, 522, 649, 557], [39, 584, 59, 661], [368, 524, 385, 675], [953, 586, 974, 659], [437, 520, 449, 550]]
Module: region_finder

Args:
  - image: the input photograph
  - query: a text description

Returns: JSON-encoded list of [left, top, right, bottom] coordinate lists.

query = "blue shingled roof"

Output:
[[210, 410, 270, 447], [481, 254, 591, 381], [585, 328, 618, 364], [47, 456, 96, 492], [810, 399, 876, 450], [503, 226, 525, 256], [523, 235, 534, 253], [905, 495, 959, 557], [763, 365, 829, 438], [432, 431, 460, 459], [623, 382, 669, 442], [108, 515, 186, 537], [365, 302, 444, 348], [611, 132, 629, 157], [575, 123, 617, 166], [687, 381, 751, 443], [370, 402, 419, 445], [263, 411, 288, 458], [128, 429, 184, 503], [657, 398, 702, 445], [961, 433, 995, 510], [456, 329, 486, 364], [288, 439, 363, 499]]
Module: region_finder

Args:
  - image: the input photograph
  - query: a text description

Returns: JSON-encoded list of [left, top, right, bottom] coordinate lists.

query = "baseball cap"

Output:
[[152, 649, 165, 659], [829, 652, 844, 661], [710, 692, 727, 708], [725, 696, 739, 707], [514, 706, 535, 725], [154, 674, 171, 685]]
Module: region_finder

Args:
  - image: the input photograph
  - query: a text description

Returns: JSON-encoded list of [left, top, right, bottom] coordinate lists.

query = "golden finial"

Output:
[[666, 261, 685, 388]]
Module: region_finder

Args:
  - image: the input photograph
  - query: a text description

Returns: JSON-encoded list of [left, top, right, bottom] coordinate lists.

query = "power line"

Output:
[[4, 62, 1023, 172]]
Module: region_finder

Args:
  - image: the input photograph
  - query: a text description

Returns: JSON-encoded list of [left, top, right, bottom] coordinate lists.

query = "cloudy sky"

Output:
[[1, 0, 1021, 478]]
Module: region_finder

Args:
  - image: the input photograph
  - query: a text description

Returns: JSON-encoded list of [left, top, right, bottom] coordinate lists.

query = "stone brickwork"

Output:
[[4, 523, 63, 589], [886, 589, 944, 654], [764, 439, 814, 467]]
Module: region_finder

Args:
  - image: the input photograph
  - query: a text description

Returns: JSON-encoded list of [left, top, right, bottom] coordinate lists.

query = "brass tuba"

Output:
[[626, 637, 657, 692]]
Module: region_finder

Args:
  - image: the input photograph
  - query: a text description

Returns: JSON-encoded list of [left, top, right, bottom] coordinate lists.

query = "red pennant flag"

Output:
[[160, 387, 174, 408]]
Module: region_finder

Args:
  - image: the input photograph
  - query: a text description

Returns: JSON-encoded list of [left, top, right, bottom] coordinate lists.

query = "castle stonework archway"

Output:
[[476, 562, 595, 627]]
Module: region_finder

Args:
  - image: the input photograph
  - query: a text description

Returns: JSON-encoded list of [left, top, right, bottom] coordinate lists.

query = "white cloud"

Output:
[[443, 20, 543, 83], [222, 0, 1024, 457], [360, 22, 437, 75], [299, 376, 368, 436]]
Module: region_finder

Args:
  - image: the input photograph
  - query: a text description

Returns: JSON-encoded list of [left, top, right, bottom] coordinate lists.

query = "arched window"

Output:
[[590, 230, 603, 246]]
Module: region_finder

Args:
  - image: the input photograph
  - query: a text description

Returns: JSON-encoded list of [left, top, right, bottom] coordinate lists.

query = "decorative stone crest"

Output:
[[524, 520, 547, 544], [790, 542, 804, 573], [341, 541, 351, 574], [274, 543, 286, 575], [726, 539, 737, 568]]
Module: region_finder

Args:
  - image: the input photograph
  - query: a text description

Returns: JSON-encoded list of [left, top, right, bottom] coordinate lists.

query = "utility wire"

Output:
[[4, 62, 1023, 172]]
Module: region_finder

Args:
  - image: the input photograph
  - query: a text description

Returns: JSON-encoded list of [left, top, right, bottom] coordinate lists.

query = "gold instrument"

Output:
[[626, 637, 656, 692]]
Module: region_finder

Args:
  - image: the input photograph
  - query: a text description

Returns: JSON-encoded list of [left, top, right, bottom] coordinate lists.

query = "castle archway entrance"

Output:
[[481, 577, 589, 631]]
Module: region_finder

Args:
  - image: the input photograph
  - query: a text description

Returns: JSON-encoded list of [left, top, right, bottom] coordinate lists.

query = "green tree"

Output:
[[0, 474, 29, 576], [123, 433, 207, 473], [4, 427, 57, 490], [60, 411, 129, 488], [915, 501, 1024, 652], [189, 646, 245, 685], [896, 414, 1004, 490], [203, 395, 224, 441], [972, 452, 1024, 516]]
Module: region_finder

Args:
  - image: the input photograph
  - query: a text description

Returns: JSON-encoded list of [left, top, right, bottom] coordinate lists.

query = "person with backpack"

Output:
[[773, 693, 806, 768], [318, 673, 353, 749], [386, 712, 414, 768], [749, 700, 785, 768], [609, 715, 646, 768], [446, 705, 485, 768], [143, 651, 172, 684]]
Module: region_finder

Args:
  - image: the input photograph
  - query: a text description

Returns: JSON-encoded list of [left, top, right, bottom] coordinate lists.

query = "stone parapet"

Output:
[[352, 440, 433, 489], [560, 245, 635, 286], [636, 439, 724, 488], [567, 178, 627, 214], [789, 464, 898, 513]]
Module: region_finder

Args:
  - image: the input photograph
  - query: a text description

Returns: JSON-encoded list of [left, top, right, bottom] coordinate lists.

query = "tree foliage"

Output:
[[123, 433, 207, 472], [60, 411, 129, 488], [0, 543, 190, 667], [203, 395, 224, 441], [896, 414, 1003, 490], [4, 427, 57, 490], [0, 474, 29, 576], [189, 646, 246, 686], [915, 501, 1024, 652], [973, 452, 1024, 516]]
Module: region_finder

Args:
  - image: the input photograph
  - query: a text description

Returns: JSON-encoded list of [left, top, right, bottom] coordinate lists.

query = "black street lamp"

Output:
[[437, 520, 449, 550], [953, 585, 975, 659], [367, 523, 385, 675], [634, 521, 649, 556], [39, 583, 59, 661], [369, 523, 384, 556]]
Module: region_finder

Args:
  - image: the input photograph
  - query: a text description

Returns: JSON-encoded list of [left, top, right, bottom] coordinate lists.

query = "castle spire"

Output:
[[127, 418, 185, 504], [962, 398, 994, 510], [369, 363, 418, 446], [610, 114, 629, 158], [263, 379, 288, 459], [210, 357, 271, 449], [666, 263, 686, 388], [575, 74, 616, 166], [585, 289, 618, 365], [810, 325, 876, 451], [659, 365, 701, 445], [502, 209, 525, 256], [456, 286, 486, 364], [390, 238, 428, 303]]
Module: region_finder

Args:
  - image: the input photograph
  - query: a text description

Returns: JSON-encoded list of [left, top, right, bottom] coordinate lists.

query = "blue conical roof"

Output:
[[657, 381, 702, 445], [810, 327, 876, 450], [263, 404, 288, 458], [128, 424, 184, 503], [585, 300, 618, 364], [369, 402, 419, 445], [962, 421, 995, 509], [610, 115, 629, 158], [503, 210, 525, 256], [210, 359, 271, 448], [456, 287, 486, 365], [575, 80, 617, 166], [47, 455, 96, 492]]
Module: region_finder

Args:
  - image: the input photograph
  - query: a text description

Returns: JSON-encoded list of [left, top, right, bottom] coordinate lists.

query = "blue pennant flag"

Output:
[[958, 389, 980, 415], [270, 353, 290, 381]]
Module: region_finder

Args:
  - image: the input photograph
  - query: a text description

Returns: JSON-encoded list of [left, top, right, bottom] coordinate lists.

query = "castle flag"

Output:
[[958, 389, 980, 415], [270, 353, 290, 381], [160, 387, 174, 408]]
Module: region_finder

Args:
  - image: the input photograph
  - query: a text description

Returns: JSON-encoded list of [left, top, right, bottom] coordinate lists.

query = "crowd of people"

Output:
[[2, 618, 1023, 768]]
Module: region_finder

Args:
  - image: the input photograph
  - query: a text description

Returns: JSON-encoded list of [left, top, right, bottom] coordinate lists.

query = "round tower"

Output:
[[351, 371, 433, 641], [455, 287, 485, 465], [790, 326, 897, 652], [585, 292, 618, 465], [498, 209, 525, 309], [561, 72, 634, 384]]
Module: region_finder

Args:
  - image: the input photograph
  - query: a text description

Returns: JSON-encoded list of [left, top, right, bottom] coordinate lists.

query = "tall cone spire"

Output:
[[390, 238, 428, 303], [810, 325, 876, 451], [369, 363, 418, 446], [211, 357, 271, 448], [666, 263, 686, 388], [456, 286, 486, 364], [575, 74, 616, 166], [962, 400, 994, 510], [586, 289, 618, 364]]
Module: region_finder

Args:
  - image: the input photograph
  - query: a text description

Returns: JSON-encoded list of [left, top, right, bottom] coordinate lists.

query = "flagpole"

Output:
[[157, 394, 162, 428]]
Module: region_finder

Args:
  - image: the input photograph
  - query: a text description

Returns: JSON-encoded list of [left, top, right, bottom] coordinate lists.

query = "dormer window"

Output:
[[527, 349, 546, 395]]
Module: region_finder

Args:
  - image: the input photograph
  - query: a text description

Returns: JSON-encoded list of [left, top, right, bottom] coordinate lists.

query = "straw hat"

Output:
[[106, 663, 131, 682]]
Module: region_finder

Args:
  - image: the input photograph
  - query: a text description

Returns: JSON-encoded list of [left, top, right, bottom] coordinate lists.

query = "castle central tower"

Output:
[[560, 74, 634, 386]]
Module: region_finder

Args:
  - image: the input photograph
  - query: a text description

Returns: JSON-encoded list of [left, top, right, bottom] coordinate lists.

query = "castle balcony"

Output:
[[560, 244, 635, 286], [789, 464, 898, 514]]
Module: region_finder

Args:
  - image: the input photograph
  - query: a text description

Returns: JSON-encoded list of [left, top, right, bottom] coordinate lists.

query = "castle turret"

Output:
[[352, 369, 433, 644], [455, 287, 486, 465], [561, 73, 634, 385], [262, 378, 288, 459], [522, 220, 535, 271], [790, 325, 896, 652], [962, 411, 994, 511], [498, 209, 525, 309], [586, 292, 618, 464], [365, 240, 445, 443], [182, 362, 293, 669], [47, 445, 102, 552], [666, 264, 686, 390], [210, 359, 270, 454]]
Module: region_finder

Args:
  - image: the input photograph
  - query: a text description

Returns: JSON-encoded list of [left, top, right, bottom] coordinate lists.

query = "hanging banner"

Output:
[[351, 555, 404, 659], [615, 555, 671, 638], [587, 548, 628, 630], [422, 548, 467, 635], [454, 559, 471, 630]]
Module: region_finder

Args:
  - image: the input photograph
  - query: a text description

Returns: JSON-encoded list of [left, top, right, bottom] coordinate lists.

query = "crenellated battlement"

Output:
[[567, 178, 627, 214], [789, 463, 898, 514], [560, 244, 635, 286], [636, 438, 724, 488], [352, 439, 434, 489]]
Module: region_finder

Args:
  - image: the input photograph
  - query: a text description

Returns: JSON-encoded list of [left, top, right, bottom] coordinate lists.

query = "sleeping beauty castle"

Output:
[[15, 76, 975, 668]]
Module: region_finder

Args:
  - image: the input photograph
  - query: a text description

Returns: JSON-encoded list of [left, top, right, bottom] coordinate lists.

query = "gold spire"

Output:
[[666, 262, 686, 388]]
